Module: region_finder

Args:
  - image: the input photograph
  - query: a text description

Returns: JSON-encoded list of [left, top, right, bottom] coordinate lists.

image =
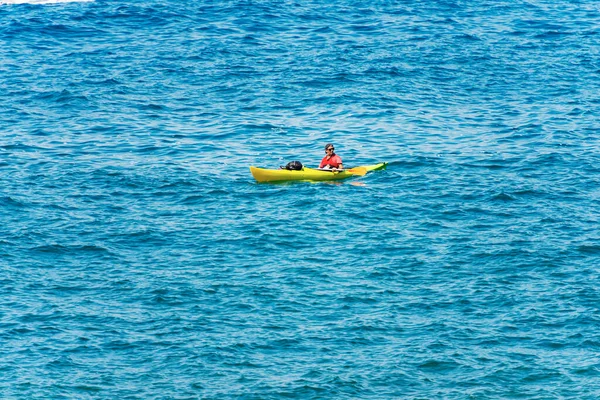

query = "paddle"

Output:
[[345, 167, 367, 176], [315, 167, 367, 176]]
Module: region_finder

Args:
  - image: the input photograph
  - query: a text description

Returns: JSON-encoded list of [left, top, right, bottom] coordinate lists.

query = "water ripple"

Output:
[[2, 0, 600, 398]]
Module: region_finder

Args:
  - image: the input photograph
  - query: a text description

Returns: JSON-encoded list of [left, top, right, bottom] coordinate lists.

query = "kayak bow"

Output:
[[250, 162, 387, 183]]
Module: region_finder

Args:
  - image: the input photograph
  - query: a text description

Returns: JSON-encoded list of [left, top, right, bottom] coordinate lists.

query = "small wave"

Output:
[[35, 89, 89, 104], [0, 196, 25, 208], [535, 31, 572, 39], [577, 244, 600, 254], [1, 0, 92, 4], [492, 192, 517, 202], [31, 244, 112, 255], [0, 143, 41, 152]]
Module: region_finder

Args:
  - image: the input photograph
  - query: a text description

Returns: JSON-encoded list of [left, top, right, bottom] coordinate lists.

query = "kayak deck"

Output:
[[250, 162, 387, 183]]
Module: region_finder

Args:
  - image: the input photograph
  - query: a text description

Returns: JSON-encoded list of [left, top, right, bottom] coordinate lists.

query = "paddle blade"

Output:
[[346, 167, 367, 176]]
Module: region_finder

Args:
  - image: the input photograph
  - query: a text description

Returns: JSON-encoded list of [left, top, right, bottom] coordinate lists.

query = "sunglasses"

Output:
[[326, 148, 334, 151]]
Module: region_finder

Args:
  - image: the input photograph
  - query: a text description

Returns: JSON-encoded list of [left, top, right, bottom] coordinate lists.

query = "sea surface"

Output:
[[2, 0, 600, 398]]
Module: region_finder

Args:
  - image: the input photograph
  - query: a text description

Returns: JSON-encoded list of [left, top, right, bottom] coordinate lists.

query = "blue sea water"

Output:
[[2, 0, 600, 398]]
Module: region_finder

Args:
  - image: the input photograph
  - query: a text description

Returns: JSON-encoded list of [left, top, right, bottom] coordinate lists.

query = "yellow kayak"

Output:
[[250, 162, 387, 183]]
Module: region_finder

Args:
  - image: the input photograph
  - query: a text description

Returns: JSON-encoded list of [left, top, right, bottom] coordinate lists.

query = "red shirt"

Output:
[[319, 154, 343, 168]]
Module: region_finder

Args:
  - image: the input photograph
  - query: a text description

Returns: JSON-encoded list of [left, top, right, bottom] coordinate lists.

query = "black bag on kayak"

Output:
[[283, 161, 303, 170]]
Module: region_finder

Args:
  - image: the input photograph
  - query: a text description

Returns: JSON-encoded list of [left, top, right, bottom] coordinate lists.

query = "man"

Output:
[[319, 143, 343, 170]]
